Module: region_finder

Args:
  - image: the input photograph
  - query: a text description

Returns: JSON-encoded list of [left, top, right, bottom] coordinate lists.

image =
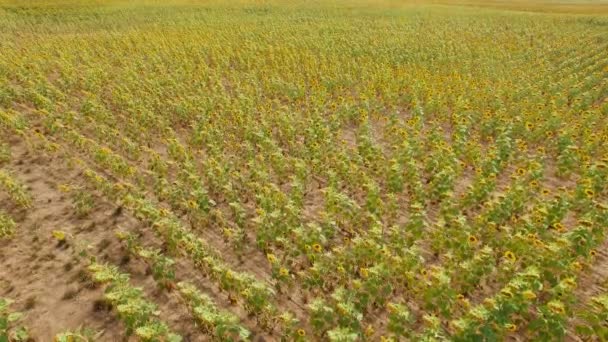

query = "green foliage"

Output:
[[87, 263, 181, 342], [0, 211, 16, 239], [0, 298, 28, 342]]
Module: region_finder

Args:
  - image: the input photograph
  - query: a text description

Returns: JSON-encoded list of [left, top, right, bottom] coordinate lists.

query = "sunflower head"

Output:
[[522, 290, 537, 301], [504, 251, 516, 263], [266, 253, 277, 264], [501, 288, 514, 298], [548, 300, 566, 315], [364, 325, 375, 337], [570, 261, 583, 271], [312, 243, 322, 253], [552, 222, 564, 232]]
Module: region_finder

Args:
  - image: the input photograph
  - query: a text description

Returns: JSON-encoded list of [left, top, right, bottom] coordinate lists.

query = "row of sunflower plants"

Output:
[[0, 170, 32, 208], [87, 262, 182, 342], [0, 298, 28, 342]]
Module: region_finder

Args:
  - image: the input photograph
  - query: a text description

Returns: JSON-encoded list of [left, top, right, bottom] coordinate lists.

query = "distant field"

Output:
[[429, 0, 608, 14], [1, 1, 607, 341]]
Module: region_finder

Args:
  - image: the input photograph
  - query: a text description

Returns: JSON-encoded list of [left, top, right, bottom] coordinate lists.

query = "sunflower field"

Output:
[[0, 0, 608, 341]]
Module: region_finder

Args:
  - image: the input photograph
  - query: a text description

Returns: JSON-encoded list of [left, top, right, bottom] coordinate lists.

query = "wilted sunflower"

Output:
[[522, 290, 537, 300], [504, 251, 516, 263], [266, 253, 277, 263], [501, 288, 514, 298], [570, 261, 583, 271], [548, 300, 566, 315]]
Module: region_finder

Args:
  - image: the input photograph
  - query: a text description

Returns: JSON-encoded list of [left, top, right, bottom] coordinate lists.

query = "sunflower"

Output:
[[548, 300, 566, 315], [500, 288, 514, 298], [563, 278, 576, 288], [505, 323, 517, 332], [529, 180, 539, 187], [504, 251, 516, 263], [456, 294, 465, 301], [312, 243, 322, 253], [532, 239, 545, 248], [483, 298, 497, 309], [296, 329, 306, 337], [266, 253, 277, 263], [522, 290, 537, 300], [570, 261, 583, 271], [516, 168, 526, 176], [468, 235, 479, 245], [359, 267, 369, 279], [279, 268, 289, 277], [590, 249, 597, 257], [584, 189, 595, 198], [364, 325, 375, 337], [542, 188, 550, 196]]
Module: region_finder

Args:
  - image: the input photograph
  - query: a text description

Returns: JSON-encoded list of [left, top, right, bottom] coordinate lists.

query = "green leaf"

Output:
[[7, 312, 23, 323], [12, 327, 29, 341]]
